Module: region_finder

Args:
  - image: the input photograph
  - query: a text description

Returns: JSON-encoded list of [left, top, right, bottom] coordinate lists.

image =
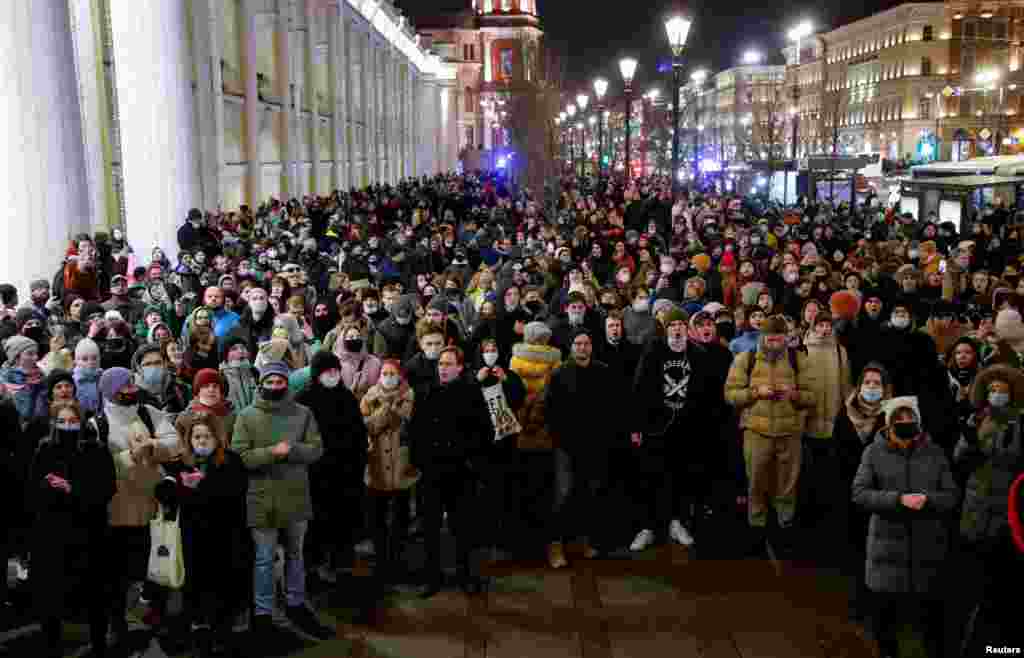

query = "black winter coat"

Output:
[[544, 360, 621, 459], [408, 377, 492, 470], [296, 380, 368, 485], [29, 431, 116, 618]]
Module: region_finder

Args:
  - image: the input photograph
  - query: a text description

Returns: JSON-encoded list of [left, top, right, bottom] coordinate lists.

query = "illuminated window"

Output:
[[922, 25, 933, 41]]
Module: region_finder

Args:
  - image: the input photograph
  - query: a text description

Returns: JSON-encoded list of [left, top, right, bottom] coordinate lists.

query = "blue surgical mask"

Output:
[[194, 445, 214, 458], [989, 392, 1010, 408], [861, 387, 882, 403]]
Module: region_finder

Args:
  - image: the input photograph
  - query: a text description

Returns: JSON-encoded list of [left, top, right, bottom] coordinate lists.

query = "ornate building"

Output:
[[403, 0, 543, 153]]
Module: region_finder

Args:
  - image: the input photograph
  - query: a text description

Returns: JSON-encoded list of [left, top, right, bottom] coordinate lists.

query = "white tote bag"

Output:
[[147, 504, 185, 589]]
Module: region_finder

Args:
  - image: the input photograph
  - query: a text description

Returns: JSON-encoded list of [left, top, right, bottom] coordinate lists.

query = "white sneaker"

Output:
[[630, 529, 656, 551], [670, 520, 695, 546]]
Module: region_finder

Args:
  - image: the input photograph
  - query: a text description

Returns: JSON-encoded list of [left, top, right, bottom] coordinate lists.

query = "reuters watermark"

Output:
[[986, 648, 1022, 655]]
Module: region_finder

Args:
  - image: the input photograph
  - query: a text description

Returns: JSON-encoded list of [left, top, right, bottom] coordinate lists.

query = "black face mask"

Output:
[[601, 303, 617, 313], [343, 338, 364, 353], [892, 422, 920, 440], [23, 326, 45, 343], [261, 386, 287, 401], [56, 428, 80, 444], [525, 300, 543, 315], [105, 338, 127, 353]]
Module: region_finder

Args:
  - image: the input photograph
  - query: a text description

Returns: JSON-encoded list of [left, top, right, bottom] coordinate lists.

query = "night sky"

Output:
[[397, 0, 929, 93]]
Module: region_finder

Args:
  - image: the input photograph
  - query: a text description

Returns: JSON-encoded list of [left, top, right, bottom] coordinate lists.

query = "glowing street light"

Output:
[[593, 78, 608, 100], [691, 69, 707, 84], [619, 57, 638, 88], [742, 49, 763, 65], [577, 93, 589, 112], [619, 57, 639, 181], [665, 15, 692, 57], [567, 104, 576, 118]]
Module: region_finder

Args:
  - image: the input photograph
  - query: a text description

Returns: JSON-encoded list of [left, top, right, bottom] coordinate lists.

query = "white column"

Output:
[[0, 0, 92, 299], [241, 1, 260, 206], [277, 2, 296, 199], [109, 0, 199, 264], [360, 27, 372, 186], [327, 2, 342, 192], [342, 8, 355, 190], [68, 0, 112, 232], [189, 0, 225, 211], [303, 1, 318, 196], [380, 42, 390, 184]]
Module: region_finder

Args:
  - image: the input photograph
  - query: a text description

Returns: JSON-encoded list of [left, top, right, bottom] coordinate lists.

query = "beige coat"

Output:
[[361, 382, 419, 491], [802, 333, 851, 439]]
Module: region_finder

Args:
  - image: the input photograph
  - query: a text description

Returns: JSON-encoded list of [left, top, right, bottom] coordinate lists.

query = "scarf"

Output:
[[949, 366, 976, 387], [844, 390, 884, 441]]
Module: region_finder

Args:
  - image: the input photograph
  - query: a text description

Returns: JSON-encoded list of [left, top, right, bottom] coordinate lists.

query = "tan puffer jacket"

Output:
[[801, 334, 851, 439], [725, 347, 814, 438], [509, 342, 562, 451]]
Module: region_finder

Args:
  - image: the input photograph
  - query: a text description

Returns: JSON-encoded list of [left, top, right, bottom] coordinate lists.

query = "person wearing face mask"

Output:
[[629, 308, 730, 551], [1, 334, 49, 425], [402, 321, 446, 397], [154, 413, 247, 657], [229, 286, 276, 358], [28, 400, 115, 658], [623, 285, 656, 347], [219, 336, 258, 412], [23, 279, 52, 322], [852, 396, 958, 658], [952, 366, 1024, 652], [549, 292, 602, 360], [408, 346, 493, 596], [71, 338, 104, 414], [471, 339, 526, 557], [725, 316, 814, 557], [373, 293, 418, 359], [359, 359, 416, 587], [231, 361, 333, 641], [131, 343, 187, 414], [102, 274, 144, 328], [94, 366, 179, 650], [296, 351, 368, 586], [798, 313, 852, 541], [332, 322, 382, 401], [831, 363, 892, 621]]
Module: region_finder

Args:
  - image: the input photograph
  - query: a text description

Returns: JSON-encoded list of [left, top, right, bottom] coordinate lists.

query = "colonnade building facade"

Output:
[[1, 0, 459, 298]]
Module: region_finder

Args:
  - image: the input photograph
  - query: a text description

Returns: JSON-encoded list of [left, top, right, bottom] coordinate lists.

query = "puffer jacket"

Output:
[[725, 348, 814, 438], [852, 432, 959, 594], [957, 369, 1024, 542], [361, 381, 418, 491], [509, 342, 561, 451], [802, 334, 852, 438], [230, 395, 323, 528]]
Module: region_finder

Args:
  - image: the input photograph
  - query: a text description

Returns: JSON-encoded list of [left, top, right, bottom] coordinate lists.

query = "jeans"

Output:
[[550, 448, 610, 545], [252, 521, 307, 617]]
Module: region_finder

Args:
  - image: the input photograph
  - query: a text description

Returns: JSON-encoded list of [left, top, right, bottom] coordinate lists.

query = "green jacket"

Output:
[[230, 395, 323, 528]]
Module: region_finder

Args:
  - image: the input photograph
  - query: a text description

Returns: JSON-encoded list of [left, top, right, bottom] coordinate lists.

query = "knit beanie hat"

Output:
[[881, 395, 921, 426], [524, 321, 552, 344], [691, 253, 711, 273], [45, 369, 75, 401], [193, 368, 222, 393], [689, 310, 713, 330], [702, 301, 726, 317], [996, 308, 1024, 351], [651, 298, 677, 317], [259, 360, 291, 383], [4, 335, 37, 365], [829, 290, 862, 321], [761, 315, 788, 336], [75, 338, 100, 360], [98, 367, 133, 401], [663, 307, 689, 326]]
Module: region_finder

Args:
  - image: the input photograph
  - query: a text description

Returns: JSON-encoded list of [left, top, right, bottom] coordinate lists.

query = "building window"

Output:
[[470, 44, 475, 60], [962, 47, 976, 77], [499, 48, 514, 78], [921, 57, 932, 76], [465, 126, 475, 149], [919, 96, 932, 119], [501, 0, 511, 11], [964, 20, 976, 40], [922, 25, 933, 41]]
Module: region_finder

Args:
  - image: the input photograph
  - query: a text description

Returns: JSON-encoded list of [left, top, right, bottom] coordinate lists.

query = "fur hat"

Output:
[[98, 367, 133, 401], [761, 315, 788, 335], [971, 364, 1024, 408], [881, 395, 921, 425], [830, 290, 862, 321]]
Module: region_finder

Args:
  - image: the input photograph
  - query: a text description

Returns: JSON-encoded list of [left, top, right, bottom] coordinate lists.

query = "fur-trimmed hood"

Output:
[[971, 364, 1024, 409]]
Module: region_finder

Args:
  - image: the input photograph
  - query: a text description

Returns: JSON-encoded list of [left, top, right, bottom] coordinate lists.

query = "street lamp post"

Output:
[[690, 69, 706, 184], [786, 21, 812, 206], [594, 78, 608, 176], [620, 57, 638, 182], [577, 93, 590, 176], [567, 103, 577, 173], [665, 16, 692, 201]]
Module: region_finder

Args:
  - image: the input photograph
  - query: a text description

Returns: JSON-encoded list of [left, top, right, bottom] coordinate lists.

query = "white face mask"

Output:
[[250, 299, 268, 314], [483, 351, 499, 366], [381, 375, 400, 389], [660, 264, 675, 275], [319, 373, 341, 389], [633, 299, 649, 313], [891, 315, 910, 329], [668, 335, 687, 352], [423, 346, 441, 360], [568, 311, 584, 325]]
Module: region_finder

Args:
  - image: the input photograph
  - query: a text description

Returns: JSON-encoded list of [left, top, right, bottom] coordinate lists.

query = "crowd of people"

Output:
[[0, 170, 1021, 657]]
